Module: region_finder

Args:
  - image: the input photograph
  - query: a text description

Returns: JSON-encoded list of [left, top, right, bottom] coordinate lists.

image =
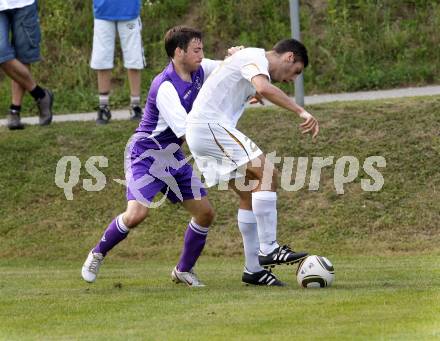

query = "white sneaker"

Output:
[[171, 266, 206, 287], [81, 251, 104, 283]]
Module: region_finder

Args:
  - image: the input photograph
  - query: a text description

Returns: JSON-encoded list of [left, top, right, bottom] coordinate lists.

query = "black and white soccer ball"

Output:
[[296, 255, 335, 288]]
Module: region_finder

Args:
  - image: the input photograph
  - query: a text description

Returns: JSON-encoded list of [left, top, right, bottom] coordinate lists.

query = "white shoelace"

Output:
[[187, 270, 201, 285], [89, 255, 103, 273]]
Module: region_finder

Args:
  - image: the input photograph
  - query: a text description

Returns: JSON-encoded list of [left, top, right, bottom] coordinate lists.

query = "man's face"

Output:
[[271, 52, 304, 83], [179, 38, 204, 72]]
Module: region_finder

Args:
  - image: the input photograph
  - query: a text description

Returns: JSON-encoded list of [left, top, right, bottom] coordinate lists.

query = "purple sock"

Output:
[[93, 215, 129, 256], [177, 220, 209, 272]]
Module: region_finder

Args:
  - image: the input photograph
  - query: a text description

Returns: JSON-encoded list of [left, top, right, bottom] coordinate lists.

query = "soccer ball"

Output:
[[296, 255, 335, 288]]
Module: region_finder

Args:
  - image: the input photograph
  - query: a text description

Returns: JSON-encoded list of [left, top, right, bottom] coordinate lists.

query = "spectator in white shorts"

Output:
[[91, 0, 146, 124]]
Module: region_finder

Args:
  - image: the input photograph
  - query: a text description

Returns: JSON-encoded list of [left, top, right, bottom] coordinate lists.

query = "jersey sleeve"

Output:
[[240, 53, 270, 83], [201, 58, 222, 81], [156, 81, 187, 138]]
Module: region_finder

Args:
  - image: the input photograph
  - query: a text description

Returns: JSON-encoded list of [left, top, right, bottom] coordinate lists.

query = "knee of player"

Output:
[[196, 206, 215, 226], [123, 209, 148, 228], [246, 167, 263, 181], [203, 206, 215, 225]]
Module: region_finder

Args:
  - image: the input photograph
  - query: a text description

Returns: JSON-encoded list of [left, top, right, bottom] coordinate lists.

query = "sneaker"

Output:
[[81, 251, 104, 283], [242, 269, 285, 286], [171, 266, 205, 287], [96, 105, 112, 125], [37, 89, 54, 126], [259, 245, 308, 268], [129, 105, 143, 120], [7, 110, 25, 130]]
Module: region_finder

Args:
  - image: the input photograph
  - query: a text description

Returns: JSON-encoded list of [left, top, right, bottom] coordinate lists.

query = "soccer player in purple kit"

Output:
[[82, 26, 234, 287]]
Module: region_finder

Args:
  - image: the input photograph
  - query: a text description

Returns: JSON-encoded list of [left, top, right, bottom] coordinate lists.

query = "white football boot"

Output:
[[81, 251, 104, 283], [171, 266, 206, 287]]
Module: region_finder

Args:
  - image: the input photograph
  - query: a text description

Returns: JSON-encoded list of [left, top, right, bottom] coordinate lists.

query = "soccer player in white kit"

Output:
[[186, 39, 319, 286]]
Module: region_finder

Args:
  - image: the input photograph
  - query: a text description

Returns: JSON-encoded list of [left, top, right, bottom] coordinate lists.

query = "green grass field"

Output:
[[1, 97, 439, 339], [1, 256, 439, 340]]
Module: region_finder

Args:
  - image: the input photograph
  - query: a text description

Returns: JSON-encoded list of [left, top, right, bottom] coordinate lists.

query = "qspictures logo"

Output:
[[54, 135, 386, 206]]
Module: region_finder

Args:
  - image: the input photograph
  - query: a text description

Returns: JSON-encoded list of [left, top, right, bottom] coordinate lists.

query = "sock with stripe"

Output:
[[99, 93, 109, 107], [93, 214, 129, 256], [10, 104, 21, 113], [177, 219, 209, 272], [130, 96, 141, 107], [252, 191, 280, 255], [238, 209, 264, 273]]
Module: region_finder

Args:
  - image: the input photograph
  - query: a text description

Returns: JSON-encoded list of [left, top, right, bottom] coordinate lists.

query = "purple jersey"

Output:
[[136, 62, 204, 148], [126, 62, 207, 205]]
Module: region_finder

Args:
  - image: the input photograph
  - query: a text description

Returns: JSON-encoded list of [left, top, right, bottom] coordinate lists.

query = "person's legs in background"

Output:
[[118, 17, 145, 120], [91, 18, 116, 124]]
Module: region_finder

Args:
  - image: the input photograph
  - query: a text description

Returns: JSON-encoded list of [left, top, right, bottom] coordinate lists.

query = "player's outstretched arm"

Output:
[[251, 75, 319, 138]]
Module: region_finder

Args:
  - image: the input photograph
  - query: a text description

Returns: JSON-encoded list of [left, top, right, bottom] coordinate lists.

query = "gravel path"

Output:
[[1, 85, 439, 126]]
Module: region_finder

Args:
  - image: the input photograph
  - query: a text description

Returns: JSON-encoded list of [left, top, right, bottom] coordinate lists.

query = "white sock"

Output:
[[237, 209, 263, 273], [130, 96, 141, 107], [99, 93, 109, 107], [252, 191, 280, 255], [117, 214, 130, 233]]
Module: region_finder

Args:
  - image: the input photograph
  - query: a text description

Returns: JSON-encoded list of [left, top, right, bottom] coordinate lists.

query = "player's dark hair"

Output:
[[164, 26, 202, 58], [273, 39, 309, 68]]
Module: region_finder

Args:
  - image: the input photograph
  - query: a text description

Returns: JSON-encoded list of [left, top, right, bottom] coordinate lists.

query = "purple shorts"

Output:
[[125, 137, 207, 205]]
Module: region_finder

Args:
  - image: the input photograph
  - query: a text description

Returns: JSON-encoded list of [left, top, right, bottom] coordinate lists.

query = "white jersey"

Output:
[[187, 48, 270, 127]]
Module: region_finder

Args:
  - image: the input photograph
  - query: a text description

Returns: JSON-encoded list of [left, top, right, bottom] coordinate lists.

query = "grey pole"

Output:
[[289, 0, 304, 106]]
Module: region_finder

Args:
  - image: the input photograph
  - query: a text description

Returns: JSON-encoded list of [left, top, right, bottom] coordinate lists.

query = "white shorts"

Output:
[[186, 122, 263, 187], [91, 17, 146, 70]]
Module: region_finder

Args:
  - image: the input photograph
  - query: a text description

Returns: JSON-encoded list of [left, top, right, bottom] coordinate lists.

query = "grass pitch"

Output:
[[1, 256, 439, 340], [1, 97, 439, 339]]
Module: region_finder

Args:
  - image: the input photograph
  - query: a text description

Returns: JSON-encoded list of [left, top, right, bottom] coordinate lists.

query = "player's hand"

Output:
[[299, 110, 319, 139], [227, 45, 244, 57], [249, 93, 264, 105]]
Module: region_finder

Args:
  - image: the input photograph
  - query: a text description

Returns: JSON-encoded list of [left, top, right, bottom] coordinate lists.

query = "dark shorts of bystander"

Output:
[[0, 1, 41, 64]]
